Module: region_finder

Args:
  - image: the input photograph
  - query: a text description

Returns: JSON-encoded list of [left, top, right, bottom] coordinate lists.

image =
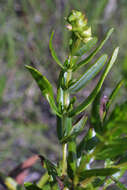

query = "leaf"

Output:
[[74, 28, 114, 71], [78, 168, 119, 181], [39, 155, 58, 181], [37, 173, 49, 188], [77, 136, 99, 158], [68, 47, 119, 117], [25, 65, 61, 117], [104, 101, 127, 134], [57, 116, 64, 141], [69, 54, 108, 93], [92, 177, 105, 187], [115, 152, 127, 166], [43, 184, 51, 190], [49, 31, 64, 69], [61, 115, 87, 143], [75, 37, 98, 56], [57, 116, 72, 141], [103, 80, 124, 121], [67, 140, 77, 179], [24, 182, 41, 190], [91, 91, 102, 133], [96, 138, 127, 160], [105, 79, 124, 115]]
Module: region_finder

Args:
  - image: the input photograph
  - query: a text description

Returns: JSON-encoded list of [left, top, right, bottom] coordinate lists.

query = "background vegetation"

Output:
[[0, 0, 127, 186]]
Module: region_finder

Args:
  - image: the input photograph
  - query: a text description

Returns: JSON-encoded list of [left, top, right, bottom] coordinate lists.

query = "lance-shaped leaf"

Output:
[[103, 80, 124, 121], [57, 116, 72, 141], [25, 65, 61, 117], [91, 91, 102, 133], [39, 155, 58, 181], [75, 37, 98, 56], [92, 177, 105, 188], [69, 54, 108, 93], [68, 47, 119, 117], [49, 31, 64, 69], [105, 79, 124, 116], [104, 101, 127, 134], [96, 138, 127, 160], [67, 140, 77, 180], [78, 168, 119, 182], [74, 28, 114, 71], [61, 115, 87, 143], [77, 136, 99, 158]]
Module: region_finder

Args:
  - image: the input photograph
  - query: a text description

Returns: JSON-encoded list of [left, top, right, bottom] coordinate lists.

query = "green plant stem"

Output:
[[61, 63, 73, 176], [62, 143, 67, 175], [37, 172, 49, 188]]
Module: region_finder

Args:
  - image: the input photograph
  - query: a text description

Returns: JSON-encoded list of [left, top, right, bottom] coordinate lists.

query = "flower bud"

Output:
[[67, 10, 92, 43]]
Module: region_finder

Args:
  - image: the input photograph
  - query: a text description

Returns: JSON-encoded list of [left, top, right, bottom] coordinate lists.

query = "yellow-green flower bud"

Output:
[[67, 10, 92, 43]]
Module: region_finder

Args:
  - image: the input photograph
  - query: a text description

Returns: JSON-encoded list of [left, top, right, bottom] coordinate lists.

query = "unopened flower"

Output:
[[66, 10, 92, 43]]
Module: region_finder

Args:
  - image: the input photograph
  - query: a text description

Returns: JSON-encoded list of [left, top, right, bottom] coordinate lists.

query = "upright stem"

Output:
[[57, 56, 73, 178], [61, 68, 72, 176], [62, 143, 67, 175]]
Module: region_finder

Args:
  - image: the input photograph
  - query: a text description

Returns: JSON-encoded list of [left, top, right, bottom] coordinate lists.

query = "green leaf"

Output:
[[106, 79, 124, 113], [43, 184, 51, 190], [57, 116, 72, 141], [103, 79, 124, 121], [63, 117, 73, 138], [77, 136, 99, 158], [67, 140, 77, 179], [104, 101, 127, 135], [78, 168, 119, 181], [39, 155, 58, 181], [96, 138, 127, 160], [49, 31, 64, 69], [57, 116, 63, 141], [68, 47, 119, 117], [92, 177, 105, 187], [61, 115, 87, 143], [25, 65, 61, 117], [91, 91, 102, 133], [24, 182, 41, 190], [74, 28, 114, 71], [75, 37, 98, 56], [115, 152, 127, 166], [69, 54, 108, 93]]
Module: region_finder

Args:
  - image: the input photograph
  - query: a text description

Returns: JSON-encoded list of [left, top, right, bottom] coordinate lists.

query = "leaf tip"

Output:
[[115, 46, 120, 53], [50, 30, 55, 41], [109, 27, 114, 35], [25, 65, 33, 70]]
